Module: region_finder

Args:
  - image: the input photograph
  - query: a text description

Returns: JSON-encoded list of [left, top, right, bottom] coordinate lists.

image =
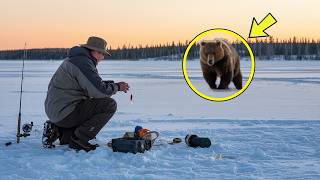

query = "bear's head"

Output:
[[200, 40, 225, 66]]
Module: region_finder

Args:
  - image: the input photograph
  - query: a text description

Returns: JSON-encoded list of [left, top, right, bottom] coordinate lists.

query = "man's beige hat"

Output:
[[80, 36, 111, 56]]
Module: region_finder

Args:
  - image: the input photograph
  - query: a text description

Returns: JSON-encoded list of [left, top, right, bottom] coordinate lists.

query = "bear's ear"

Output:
[[216, 41, 221, 47], [200, 41, 206, 46]]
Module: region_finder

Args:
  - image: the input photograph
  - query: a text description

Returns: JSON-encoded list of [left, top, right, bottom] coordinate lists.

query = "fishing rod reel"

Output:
[[17, 122, 33, 138], [6, 121, 33, 146]]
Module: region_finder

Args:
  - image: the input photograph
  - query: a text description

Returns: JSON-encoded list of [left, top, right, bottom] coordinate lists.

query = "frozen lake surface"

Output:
[[0, 60, 319, 179]]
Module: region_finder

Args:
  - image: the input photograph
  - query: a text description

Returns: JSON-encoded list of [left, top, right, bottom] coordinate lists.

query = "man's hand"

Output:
[[116, 82, 129, 93]]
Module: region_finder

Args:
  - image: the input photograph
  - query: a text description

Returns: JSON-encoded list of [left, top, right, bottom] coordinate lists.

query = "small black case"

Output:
[[111, 137, 152, 154]]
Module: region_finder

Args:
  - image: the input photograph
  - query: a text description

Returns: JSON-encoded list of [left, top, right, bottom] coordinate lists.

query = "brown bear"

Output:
[[199, 38, 242, 90]]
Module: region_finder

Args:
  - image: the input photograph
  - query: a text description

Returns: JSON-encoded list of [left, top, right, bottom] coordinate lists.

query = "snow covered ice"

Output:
[[0, 60, 320, 179]]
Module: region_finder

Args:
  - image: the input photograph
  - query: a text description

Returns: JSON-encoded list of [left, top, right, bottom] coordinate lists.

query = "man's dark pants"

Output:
[[55, 97, 117, 143]]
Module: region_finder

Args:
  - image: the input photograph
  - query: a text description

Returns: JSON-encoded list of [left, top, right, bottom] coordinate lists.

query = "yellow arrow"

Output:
[[249, 13, 277, 38]]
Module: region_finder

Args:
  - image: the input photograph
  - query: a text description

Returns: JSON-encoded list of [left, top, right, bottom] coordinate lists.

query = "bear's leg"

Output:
[[233, 72, 243, 90], [218, 71, 232, 89], [203, 71, 217, 89]]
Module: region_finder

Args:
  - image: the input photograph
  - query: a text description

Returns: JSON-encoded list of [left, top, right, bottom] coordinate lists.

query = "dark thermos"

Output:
[[185, 134, 211, 148]]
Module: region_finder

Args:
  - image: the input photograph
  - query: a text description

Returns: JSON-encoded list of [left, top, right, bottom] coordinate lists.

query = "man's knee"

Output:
[[108, 98, 117, 114], [97, 97, 117, 114]]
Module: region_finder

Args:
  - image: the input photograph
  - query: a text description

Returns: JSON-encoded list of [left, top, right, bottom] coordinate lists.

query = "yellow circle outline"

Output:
[[182, 28, 255, 102]]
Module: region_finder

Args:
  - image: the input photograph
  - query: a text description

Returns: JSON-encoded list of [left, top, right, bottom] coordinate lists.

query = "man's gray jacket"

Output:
[[45, 46, 118, 123]]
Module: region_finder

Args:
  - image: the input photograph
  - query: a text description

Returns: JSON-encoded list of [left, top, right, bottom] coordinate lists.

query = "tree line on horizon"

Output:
[[0, 37, 320, 60]]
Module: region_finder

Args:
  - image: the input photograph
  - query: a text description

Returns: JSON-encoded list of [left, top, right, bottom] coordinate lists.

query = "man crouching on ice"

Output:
[[43, 36, 129, 152]]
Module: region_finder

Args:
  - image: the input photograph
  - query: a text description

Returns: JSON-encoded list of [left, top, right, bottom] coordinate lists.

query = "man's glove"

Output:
[[103, 80, 119, 92], [103, 80, 129, 93]]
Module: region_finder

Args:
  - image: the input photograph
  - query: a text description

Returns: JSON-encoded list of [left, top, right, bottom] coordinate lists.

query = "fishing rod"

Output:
[[16, 43, 33, 144]]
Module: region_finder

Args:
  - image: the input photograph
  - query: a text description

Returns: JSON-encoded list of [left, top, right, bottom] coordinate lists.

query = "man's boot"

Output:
[[42, 121, 60, 148], [69, 134, 99, 152], [58, 127, 76, 145]]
